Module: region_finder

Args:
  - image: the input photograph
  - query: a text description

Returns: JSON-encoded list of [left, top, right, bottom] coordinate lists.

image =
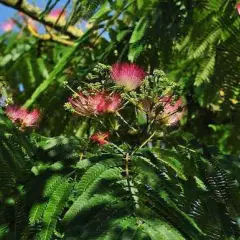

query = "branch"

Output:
[[0, 0, 83, 39], [27, 24, 75, 46]]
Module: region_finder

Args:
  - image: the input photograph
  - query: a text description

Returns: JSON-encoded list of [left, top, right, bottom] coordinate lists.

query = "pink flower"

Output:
[[90, 132, 110, 145], [22, 109, 40, 127], [236, 2, 240, 15], [111, 63, 145, 90], [91, 93, 107, 113], [159, 96, 186, 126], [5, 106, 40, 128], [68, 93, 99, 116], [105, 93, 121, 112], [5, 106, 25, 122], [69, 91, 121, 116], [49, 8, 66, 20], [2, 19, 15, 32]]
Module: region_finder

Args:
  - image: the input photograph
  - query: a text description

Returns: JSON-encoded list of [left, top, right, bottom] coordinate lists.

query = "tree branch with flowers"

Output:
[[64, 62, 186, 148]]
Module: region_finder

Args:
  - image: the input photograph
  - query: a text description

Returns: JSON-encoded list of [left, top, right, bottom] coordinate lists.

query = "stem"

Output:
[[139, 131, 156, 150], [131, 131, 156, 156], [116, 111, 137, 132], [28, 23, 75, 46], [125, 153, 130, 178], [124, 153, 139, 209], [75, 120, 88, 138]]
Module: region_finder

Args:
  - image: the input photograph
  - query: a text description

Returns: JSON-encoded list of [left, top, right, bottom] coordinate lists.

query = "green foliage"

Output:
[[0, 114, 239, 239]]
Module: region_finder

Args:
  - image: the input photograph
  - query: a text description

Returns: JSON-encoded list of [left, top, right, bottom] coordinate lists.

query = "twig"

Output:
[[125, 152, 130, 178], [116, 111, 137, 132], [131, 131, 156, 156], [0, 0, 82, 39], [27, 23, 75, 46]]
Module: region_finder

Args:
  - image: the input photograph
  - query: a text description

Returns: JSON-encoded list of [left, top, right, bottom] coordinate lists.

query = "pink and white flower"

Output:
[[5, 106, 24, 122], [22, 109, 40, 127], [2, 19, 15, 32], [68, 93, 100, 116], [69, 91, 121, 116], [159, 96, 186, 126], [140, 95, 186, 126], [111, 63, 145, 90], [90, 132, 110, 145], [236, 2, 240, 15], [105, 93, 121, 112], [5, 106, 40, 128]]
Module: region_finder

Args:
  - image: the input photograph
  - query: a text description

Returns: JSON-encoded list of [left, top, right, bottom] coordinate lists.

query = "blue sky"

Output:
[[0, 0, 68, 24]]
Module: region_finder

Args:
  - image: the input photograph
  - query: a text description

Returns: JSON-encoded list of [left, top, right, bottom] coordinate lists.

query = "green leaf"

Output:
[[29, 175, 63, 224], [129, 17, 148, 44], [62, 156, 122, 224], [89, 1, 110, 22], [117, 30, 131, 42], [37, 58, 49, 79], [62, 167, 121, 224], [0, 225, 8, 239], [36, 178, 70, 240], [151, 149, 187, 180], [194, 52, 215, 86], [144, 219, 185, 240], [128, 43, 144, 62], [137, 0, 145, 10]]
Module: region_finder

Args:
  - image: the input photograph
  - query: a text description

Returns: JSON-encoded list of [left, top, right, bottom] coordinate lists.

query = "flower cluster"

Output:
[[66, 62, 186, 145], [68, 92, 121, 116], [5, 106, 40, 129]]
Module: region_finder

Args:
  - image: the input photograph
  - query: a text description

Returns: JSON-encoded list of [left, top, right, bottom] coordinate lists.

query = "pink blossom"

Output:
[[22, 109, 40, 127], [159, 96, 186, 126], [5, 106, 40, 128], [105, 93, 121, 112], [236, 2, 240, 15], [91, 93, 107, 113], [2, 19, 15, 32], [90, 132, 110, 145], [49, 8, 66, 20], [111, 63, 145, 90], [69, 91, 121, 116], [68, 93, 97, 116], [6, 106, 25, 122]]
